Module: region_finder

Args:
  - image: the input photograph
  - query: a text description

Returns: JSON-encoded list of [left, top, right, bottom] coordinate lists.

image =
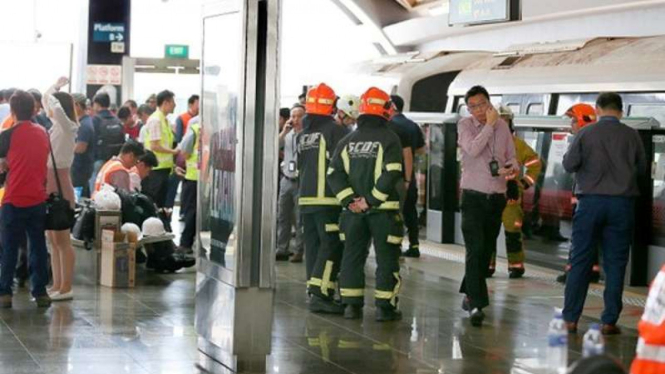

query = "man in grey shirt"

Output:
[[276, 105, 306, 262], [561, 92, 646, 335]]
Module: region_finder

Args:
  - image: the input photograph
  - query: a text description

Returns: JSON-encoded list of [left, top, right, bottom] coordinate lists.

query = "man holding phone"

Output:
[[457, 85, 517, 327]]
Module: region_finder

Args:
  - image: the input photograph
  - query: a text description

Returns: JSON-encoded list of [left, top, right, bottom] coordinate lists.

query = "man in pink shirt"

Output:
[[457, 85, 516, 327]]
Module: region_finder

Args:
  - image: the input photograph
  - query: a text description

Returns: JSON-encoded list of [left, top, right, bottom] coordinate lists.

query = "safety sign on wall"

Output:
[[86, 65, 122, 85]]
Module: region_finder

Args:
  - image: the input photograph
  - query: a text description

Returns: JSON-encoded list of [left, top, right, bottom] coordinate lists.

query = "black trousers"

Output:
[[303, 208, 343, 298], [141, 169, 171, 208], [339, 210, 403, 309], [180, 180, 198, 249], [459, 190, 506, 310], [71, 167, 93, 198], [403, 180, 420, 248]]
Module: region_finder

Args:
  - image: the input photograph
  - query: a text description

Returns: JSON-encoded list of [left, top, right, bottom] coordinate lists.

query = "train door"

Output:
[[196, 0, 280, 372]]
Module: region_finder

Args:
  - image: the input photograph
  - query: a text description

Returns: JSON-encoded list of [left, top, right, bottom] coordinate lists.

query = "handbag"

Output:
[[45, 135, 75, 231]]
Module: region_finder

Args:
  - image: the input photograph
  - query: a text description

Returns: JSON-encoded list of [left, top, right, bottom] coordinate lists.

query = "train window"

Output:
[[527, 103, 544, 115], [629, 104, 665, 125], [458, 104, 469, 117], [507, 103, 521, 114], [652, 135, 665, 246]]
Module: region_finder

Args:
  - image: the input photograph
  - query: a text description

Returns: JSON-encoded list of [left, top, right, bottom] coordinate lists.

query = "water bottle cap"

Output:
[[553, 307, 563, 318], [590, 323, 601, 330]]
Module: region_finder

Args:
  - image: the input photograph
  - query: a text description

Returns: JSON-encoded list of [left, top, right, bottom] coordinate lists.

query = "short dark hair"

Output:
[[28, 89, 42, 109], [298, 93, 306, 100], [596, 92, 623, 112], [120, 140, 145, 158], [3, 88, 16, 101], [464, 85, 490, 104], [53, 92, 77, 122], [137, 104, 155, 117], [279, 107, 291, 120], [139, 150, 158, 168], [146, 94, 156, 103], [156, 90, 175, 107], [0, 90, 5, 102], [390, 95, 405, 113], [188, 95, 200, 105], [291, 104, 305, 111], [124, 100, 138, 110], [10, 90, 36, 121], [93, 92, 111, 108], [117, 106, 132, 121]]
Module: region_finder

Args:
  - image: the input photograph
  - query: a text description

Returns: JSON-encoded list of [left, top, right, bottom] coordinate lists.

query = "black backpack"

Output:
[[97, 115, 125, 161], [114, 187, 159, 226]]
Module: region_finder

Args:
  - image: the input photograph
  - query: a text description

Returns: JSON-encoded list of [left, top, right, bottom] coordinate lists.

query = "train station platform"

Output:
[[0, 240, 644, 374]]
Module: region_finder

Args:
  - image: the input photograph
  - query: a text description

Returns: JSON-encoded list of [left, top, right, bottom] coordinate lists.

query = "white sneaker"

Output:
[[47, 290, 59, 297], [51, 290, 73, 301]]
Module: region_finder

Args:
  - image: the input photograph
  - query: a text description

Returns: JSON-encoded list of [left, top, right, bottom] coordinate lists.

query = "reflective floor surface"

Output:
[[0, 241, 643, 374]]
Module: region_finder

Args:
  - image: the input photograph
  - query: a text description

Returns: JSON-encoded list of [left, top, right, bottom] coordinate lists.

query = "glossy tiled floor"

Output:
[[0, 241, 643, 374]]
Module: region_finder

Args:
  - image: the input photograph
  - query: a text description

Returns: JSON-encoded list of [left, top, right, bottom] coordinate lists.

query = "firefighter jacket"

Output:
[[631, 264, 665, 374], [297, 114, 349, 213], [328, 115, 404, 211], [507, 136, 542, 188]]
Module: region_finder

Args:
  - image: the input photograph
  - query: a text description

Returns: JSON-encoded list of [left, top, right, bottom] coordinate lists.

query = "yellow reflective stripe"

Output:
[[387, 235, 403, 245], [374, 144, 384, 182], [373, 344, 391, 351], [308, 277, 337, 292], [367, 98, 386, 106], [524, 158, 540, 167], [340, 288, 364, 297], [318, 136, 327, 198], [338, 340, 362, 349], [524, 175, 535, 185], [378, 201, 400, 210], [386, 163, 402, 172], [307, 278, 322, 287], [308, 338, 320, 346], [325, 224, 339, 233], [341, 147, 350, 174], [336, 187, 354, 202], [327, 167, 334, 175], [392, 272, 401, 307], [375, 290, 393, 299], [339, 233, 346, 241], [372, 188, 389, 202], [299, 197, 340, 206], [321, 261, 334, 297]]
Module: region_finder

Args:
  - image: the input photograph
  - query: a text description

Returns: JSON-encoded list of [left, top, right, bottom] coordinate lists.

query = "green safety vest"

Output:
[[144, 110, 174, 170], [185, 123, 200, 182]]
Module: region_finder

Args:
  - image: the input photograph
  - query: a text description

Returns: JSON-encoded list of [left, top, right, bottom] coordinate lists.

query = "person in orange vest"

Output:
[[93, 141, 146, 195], [630, 264, 665, 374], [175, 95, 199, 143]]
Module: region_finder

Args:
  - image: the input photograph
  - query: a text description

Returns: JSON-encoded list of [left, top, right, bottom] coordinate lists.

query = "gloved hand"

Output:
[[506, 180, 519, 201], [520, 178, 531, 190]]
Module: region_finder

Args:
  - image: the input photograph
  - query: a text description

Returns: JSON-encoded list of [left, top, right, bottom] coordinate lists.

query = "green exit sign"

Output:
[[165, 45, 189, 59]]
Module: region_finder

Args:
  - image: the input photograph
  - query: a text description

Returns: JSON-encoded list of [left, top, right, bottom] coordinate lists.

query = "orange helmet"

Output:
[[566, 104, 597, 128], [305, 83, 336, 115], [359, 87, 392, 119]]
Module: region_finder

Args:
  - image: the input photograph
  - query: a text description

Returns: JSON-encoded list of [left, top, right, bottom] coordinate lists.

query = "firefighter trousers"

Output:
[[490, 196, 525, 271], [338, 210, 403, 310], [304, 208, 344, 300]]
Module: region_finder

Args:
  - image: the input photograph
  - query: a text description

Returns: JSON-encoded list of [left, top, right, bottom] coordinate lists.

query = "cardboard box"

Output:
[[94, 211, 123, 248], [100, 230, 135, 288]]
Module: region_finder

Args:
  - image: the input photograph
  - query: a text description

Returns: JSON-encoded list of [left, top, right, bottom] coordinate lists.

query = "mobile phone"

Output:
[[489, 160, 500, 177]]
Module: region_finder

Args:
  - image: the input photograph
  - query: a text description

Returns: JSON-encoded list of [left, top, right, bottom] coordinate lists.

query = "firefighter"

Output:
[[556, 103, 602, 284], [487, 106, 542, 279], [298, 83, 349, 314], [328, 87, 404, 322], [630, 264, 665, 374]]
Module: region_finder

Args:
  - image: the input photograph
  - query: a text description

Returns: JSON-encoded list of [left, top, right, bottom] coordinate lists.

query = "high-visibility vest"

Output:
[[179, 112, 193, 136], [93, 158, 129, 194], [143, 110, 174, 170], [631, 264, 665, 374], [185, 123, 200, 182]]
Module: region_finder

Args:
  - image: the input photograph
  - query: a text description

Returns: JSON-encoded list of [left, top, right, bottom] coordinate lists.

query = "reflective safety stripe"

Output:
[[338, 340, 361, 349], [367, 98, 387, 106], [514, 220, 523, 228], [373, 343, 391, 351], [327, 167, 334, 175], [307, 277, 337, 292], [378, 201, 400, 210], [524, 175, 535, 185], [307, 278, 322, 287], [299, 197, 340, 206], [372, 188, 389, 202], [321, 261, 334, 297], [185, 123, 200, 181], [386, 163, 402, 172], [636, 338, 665, 364], [524, 158, 540, 167], [374, 272, 401, 307], [387, 235, 403, 245], [339, 233, 346, 241], [325, 224, 339, 233], [509, 263, 525, 269], [336, 187, 354, 202], [341, 147, 350, 174], [374, 144, 384, 182], [317, 136, 327, 198], [375, 290, 393, 299], [340, 288, 364, 297]]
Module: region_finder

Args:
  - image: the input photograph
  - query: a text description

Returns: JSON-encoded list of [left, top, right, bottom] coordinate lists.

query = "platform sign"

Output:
[[449, 0, 520, 26], [165, 44, 189, 59], [93, 23, 126, 43]]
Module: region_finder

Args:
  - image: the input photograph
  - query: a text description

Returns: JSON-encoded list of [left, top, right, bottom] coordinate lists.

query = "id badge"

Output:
[[489, 160, 500, 177], [288, 161, 296, 172]]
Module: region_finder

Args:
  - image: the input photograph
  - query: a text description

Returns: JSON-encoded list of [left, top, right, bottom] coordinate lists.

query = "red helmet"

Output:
[[566, 104, 597, 128], [305, 83, 336, 115], [359, 87, 392, 119]]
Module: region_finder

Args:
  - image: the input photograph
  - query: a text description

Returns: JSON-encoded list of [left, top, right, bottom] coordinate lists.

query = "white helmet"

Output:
[[121, 223, 142, 238], [142, 217, 165, 237], [337, 95, 360, 119], [93, 188, 122, 211]]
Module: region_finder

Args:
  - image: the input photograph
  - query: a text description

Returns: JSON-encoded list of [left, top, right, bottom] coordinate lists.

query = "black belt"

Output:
[[462, 189, 504, 199], [283, 175, 298, 182]]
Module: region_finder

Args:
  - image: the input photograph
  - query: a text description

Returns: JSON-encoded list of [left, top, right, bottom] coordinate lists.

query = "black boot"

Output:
[[509, 267, 525, 279], [309, 296, 344, 315], [376, 307, 402, 322], [556, 272, 567, 284], [344, 305, 363, 320], [402, 246, 420, 258], [470, 308, 485, 327]]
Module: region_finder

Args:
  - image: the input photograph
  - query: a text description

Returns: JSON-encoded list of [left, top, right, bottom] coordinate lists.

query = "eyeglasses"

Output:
[[468, 101, 489, 112]]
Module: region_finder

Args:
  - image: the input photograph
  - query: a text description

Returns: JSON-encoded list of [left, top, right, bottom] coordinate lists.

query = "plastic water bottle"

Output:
[[582, 324, 604, 357], [547, 308, 568, 374]]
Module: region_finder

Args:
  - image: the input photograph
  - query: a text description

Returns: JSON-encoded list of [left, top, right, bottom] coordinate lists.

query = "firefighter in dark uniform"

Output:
[[298, 83, 349, 314], [328, 87, 405, 322], [488, 106, 542, 278]]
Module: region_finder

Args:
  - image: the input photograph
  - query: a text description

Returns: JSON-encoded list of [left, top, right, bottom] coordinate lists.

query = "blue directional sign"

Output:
[[93, 23, 126, 43]]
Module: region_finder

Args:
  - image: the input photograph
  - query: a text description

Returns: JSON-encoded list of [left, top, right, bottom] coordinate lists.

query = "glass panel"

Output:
[[428, 123, 445, 212], [652, 135, 665, 246], [458, 104, 469, 117], [199, 12, 242, 269], [629, 104, 665, 126], [507, 103, 521, 115], [527, 103, 544, 116]]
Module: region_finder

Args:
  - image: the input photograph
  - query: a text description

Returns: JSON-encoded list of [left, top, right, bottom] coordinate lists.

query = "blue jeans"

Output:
[[0, 203, 49, 297], [88, 159, 105, 194], [563, 195, 634, 325]]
